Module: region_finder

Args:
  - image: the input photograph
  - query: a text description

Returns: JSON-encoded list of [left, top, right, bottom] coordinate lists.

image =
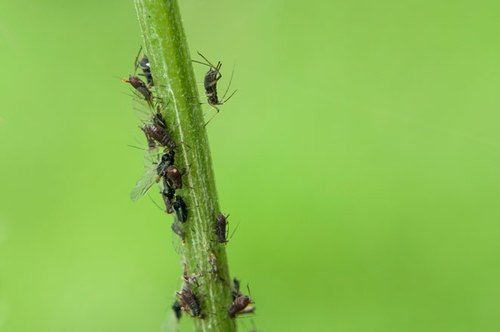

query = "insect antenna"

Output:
[[147, 193, 164, 211], [133, 46, 143, 75], [221, 63, 237, 102]]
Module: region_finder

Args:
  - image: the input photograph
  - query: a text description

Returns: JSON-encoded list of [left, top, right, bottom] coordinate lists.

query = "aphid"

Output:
[[161, 186, 176, 214], [215, 213, 229, 243], [136, 103, 176, 151], [173, 195, 188, 223], [166, 165, 184, 189], [130, 149, 174, 202], [123, 47, 154, 106], [176, 288, 201, 317], [227, 296, 252, 319], [172, 300, 182, 320], [139, 54, 154, 86], [192, 52, 237, 126]]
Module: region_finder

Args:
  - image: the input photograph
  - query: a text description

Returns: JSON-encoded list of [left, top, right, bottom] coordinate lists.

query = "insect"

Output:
[[123, 48, 154, 107], [161, 186, 176, 214], [134, 101, 176, 151], [129, 149, 175, 202], [165, 165, 184, 189], [172, 300, 182, 320], [215, 213, 229, 243], [176, 287, 201, 317], [173, 195, 188, 223], [192, 52, 237, 126], [138, 54, 154, 86], [227, 296, 253, 319]]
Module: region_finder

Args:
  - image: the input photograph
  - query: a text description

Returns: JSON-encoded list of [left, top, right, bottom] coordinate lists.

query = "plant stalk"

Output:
[[134, 0, 236, 331]]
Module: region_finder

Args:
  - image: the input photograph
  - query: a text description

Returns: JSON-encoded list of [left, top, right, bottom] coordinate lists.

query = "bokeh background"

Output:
[[1, 0, 500, 331]]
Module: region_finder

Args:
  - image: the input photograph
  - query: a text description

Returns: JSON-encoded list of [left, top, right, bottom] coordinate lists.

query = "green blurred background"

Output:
[[1, 0, 500, 331]]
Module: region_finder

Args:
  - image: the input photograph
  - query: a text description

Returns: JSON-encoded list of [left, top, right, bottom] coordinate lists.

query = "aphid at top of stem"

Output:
[[123, 47, 154, 107], [172, 300, 182, 320], [139, 54, 154, 86], [176, 287, 201, 317], [215, 213, 229, 243], [192, 52, 237, 126], [173, 195, 188, 223]]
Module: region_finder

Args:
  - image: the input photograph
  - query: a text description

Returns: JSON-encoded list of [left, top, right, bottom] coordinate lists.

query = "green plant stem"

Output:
[[134, 0, 236, 331]]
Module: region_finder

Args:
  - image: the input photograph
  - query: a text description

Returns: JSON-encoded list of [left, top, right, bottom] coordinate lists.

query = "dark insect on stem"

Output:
[[141, 105, 176, 151], [227, 296, 252, 319], [156, 151, 176, 182], [161, 186, 176, 214], [172, 300, 182, 320], [123, 47, 154, 107], [166, 165, 184, 189], [215, 213, 229, 243], [192, 52, 237, 126], [130, 149, 174, 202], [138, 54, 154, 86], [176, 287, 201, 317], [173, 195, 188, 223]]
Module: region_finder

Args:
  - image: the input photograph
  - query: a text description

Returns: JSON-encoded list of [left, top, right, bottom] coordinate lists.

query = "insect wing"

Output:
[[130, 148, 162, 202], [130, 168, 157, 202], [132, 96, 155, 123]]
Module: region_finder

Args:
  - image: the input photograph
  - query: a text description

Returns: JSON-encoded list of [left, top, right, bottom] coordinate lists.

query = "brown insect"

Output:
[[176, 288, 201, 317], [192, 52, 237, 126], [215, 213, 229, 243], [227, 296, 254, 319], [123, 47, 155, 107], [166, 165, 184, 189]]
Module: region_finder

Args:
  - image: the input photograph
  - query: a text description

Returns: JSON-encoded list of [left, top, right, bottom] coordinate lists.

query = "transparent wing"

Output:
[[160, 310, 179, 332], [130, 168, 158, 202], [132, 96, 155, 123], [143, 147, 162, 168]]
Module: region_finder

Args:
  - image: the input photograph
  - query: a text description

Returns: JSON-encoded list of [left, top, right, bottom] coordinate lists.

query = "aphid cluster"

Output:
[[125, 48, 188, 236], [126, 48, 255, 323]]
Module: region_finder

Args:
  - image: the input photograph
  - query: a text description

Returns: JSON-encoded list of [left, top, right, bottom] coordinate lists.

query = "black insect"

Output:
[[176, 288, 201, 317], [192, 52, 237, 126], [215, 213, 229, 243], [130, 150, 175, 202], [173, 195, 188, 223], [172, 300, 182, 320], [139, 54, 154, 86], [161, 186, 176, 214], [227, 296, 253, 319]]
